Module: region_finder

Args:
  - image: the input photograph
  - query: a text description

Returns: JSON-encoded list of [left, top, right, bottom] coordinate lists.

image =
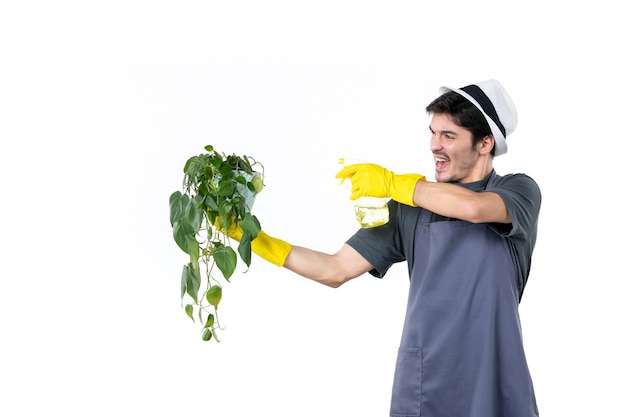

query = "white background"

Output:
[[1, 1, 623, 416]]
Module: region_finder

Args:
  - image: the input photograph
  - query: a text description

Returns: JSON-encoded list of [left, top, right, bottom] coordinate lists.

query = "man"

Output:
[[228, 79, 541, 417]]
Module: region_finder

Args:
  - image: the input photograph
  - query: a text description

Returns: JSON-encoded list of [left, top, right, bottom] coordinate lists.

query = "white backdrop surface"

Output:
[[1, 2, 623, 416]]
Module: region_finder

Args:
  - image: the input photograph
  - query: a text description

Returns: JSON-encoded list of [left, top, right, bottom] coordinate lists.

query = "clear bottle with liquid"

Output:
[[339, 158, 390, 228]]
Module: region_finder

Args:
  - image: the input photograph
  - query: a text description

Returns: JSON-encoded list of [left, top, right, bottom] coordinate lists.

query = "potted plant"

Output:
[[169, 144, 265, 342]]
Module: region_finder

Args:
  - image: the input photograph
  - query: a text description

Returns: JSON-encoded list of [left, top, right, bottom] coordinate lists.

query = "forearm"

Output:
[[413, 180, 510, 223], [224, 221, 373, 286], [283, 244, 373, 288]]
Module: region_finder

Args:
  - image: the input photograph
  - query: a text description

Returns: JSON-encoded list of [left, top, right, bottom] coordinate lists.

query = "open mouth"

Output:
[[435, 156, 449, 170]]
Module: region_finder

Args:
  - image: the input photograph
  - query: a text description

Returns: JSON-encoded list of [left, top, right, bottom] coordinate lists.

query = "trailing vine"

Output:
[[169, 145, 264, 341]]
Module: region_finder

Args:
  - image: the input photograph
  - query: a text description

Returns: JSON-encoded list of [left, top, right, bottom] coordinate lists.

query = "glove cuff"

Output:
[[251, 231, 293, 267], [392, 174, 425, 207]]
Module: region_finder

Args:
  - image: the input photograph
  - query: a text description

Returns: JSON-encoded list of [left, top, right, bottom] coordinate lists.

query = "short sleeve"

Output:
[[346, 200, 408, 278], [490, 174, 541, 240]]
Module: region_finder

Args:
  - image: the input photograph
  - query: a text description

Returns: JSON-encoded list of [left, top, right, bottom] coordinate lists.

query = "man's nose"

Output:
[[430, 134, 442, 151]]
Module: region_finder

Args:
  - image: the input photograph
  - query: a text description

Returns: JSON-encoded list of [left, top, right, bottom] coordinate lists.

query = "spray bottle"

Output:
[[339, 158, 390, 228]]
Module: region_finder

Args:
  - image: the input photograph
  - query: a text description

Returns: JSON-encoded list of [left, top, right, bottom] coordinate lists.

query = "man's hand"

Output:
[[335, 163, 425, 207]]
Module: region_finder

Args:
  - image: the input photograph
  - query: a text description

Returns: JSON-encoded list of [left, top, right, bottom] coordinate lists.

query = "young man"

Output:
[[229, 79, 541, 417]]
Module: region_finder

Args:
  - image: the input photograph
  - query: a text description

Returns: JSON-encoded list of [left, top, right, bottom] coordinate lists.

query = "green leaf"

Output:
[[180, 264, 189, 299], [234, 175, 247, 185], [238, 232, 252, 267], [206, 210, 218, 228], [204, 313, 215, 328], [197, 181, 210, 197], [209, 154, 222, 170], [185, 304, 195, 322], [218, 163, 232, 178], [250, 175, 264, 194], [187, 236, 200, 266], [218, 202, 234, 225], [215, 213, 232, 231], [202, 328, 213, 341], [234, 195, 247, 215], [204, 194, 219, 211], [217, 179, 236, 196], [169, 191, 185, 225], [213, 243, 237, 279], [184, 156, 203, 177], [172, 195, 202, 256], [206, 285, 223, 308], [184, 197, 203, 232], [172, 220, 198, 255], [182, 157, 193, 174], [181, 263, 201, 302], [240, 214, 261, 240]]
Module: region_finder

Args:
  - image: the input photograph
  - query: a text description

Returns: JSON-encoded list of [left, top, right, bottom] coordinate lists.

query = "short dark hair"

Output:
[[425, 91, 494, 154]]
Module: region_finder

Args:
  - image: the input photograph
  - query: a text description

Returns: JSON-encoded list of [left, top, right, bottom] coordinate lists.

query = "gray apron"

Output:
[[390, 174, 538, 417]]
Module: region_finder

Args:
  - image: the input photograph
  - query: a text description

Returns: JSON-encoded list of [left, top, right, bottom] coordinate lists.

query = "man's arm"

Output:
[[284, 243, 374, 288], [221, 220, 374, 288], [335, 163, 508, 224], [413, 180, 510, 224]]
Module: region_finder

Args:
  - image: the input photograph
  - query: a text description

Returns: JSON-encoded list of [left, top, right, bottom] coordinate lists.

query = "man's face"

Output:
[[429, 113, 483, 183]]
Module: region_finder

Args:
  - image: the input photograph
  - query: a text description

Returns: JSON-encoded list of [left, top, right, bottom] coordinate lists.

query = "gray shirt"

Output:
[[346, 170, 541, 300]]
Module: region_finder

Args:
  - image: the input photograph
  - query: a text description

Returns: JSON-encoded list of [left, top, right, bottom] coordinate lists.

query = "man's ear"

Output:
[[479, 135, 495, 155]]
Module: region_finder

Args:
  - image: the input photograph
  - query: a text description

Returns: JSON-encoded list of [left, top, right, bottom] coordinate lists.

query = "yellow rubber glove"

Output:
[[216, 218, 292, 267], [335, 163, 425, 207]]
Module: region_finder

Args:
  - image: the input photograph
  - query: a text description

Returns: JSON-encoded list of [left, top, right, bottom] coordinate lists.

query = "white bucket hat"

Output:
[[439, 79, 517, 156]]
